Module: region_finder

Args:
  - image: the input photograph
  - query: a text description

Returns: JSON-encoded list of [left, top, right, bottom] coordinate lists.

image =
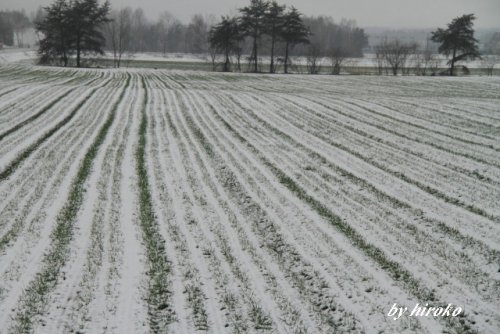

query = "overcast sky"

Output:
[[2, 0, 499, 28]]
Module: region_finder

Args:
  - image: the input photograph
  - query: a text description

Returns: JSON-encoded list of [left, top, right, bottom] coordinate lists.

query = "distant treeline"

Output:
[[103, 9, 368, 57], [0, 10, 31, 47], [6, 0, 499, 75], [26, 0, 368, 69]]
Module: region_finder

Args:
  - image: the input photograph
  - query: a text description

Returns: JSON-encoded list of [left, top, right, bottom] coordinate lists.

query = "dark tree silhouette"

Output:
[[209, 17, 240, 72], [281, 6, 309, 74], [375, 38, 417, 76], [239, 0, 269, 72], [36, 0, 72, 66], [0, 10, 30, 46], [265, 1, 285, 73], [69, 0, 110, 67], [431, 14, 480, 76], [36, 0, 109, 67]]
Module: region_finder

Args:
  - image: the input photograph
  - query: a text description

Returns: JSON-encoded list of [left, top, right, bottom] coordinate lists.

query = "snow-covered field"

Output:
[[0, 48, 493, 72], [0, 49, 37, 64], [0, 64, 499, 334]]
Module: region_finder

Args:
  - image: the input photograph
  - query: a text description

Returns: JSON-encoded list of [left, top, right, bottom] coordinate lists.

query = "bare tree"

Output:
[[412, 49, 440, 76], [106, 8, 133, 68], [373, 47, 385, 75], [481, 55, 499, 76], [306, 43, 322, 74], [31, 6, 46, 46], [185, 14, 210, 54], [131, 8, 147, 52], [11, 10, 31, 47], [376, 38, 417, 75], [158, 11, 175, 56], [330, 46, 348, 75]]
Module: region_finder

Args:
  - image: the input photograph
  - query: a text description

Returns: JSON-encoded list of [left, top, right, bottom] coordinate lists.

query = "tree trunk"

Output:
[[333, 63, 340, 75], [224, 49, 230, 72], [270, 35, 275, 73], [76, 35, 81, 67], [237, 51, 241, 72], [253, 33, 258, 73], [450, 48, 456, 76], [284, 42, 289, 74]]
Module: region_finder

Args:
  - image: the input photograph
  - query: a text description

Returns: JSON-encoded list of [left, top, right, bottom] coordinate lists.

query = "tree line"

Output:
[[35, 0, 110, 67], [104, 2, 368, 72], [208, 0, 371, 73], [0, 10, 31, 48], [210, 1, 311, 73], [29, 0, 497, 75], [372, 14, 484, 76], [33, 0, 368, 70]]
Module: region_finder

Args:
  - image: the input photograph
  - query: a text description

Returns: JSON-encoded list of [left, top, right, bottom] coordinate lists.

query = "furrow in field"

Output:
[[253, 92, 500, 219], [208, 90, 496, 332], [106, 74, 149, 334], [147, 87, 227, 333], [5, 73, 126, 333], [0, 88, 76, 141], [229, 92, 500, 241], [0, 77, 113, 180], [253, 92, 500, 264], [200, 87, 500, 330], [244, 105, 487, 331], [170, 86, 327, 333], [171, 89, 373, 333], [0, 84, 111, 220], [286, 94, 500, 220], [345, 97, 500, 150], [135, 76, 176, 333], [184, 88, 451, 334], [211, 89, 500, 304], [386, 97, 500, 135], [0, 85, 45, 115], [0, 86, 115, 329], [281, 93, 500, 185], [151, 78, 322, 333], [36, 75, 142, 334], [0, 87, 119, 264], [392, 96, 500, 124], [324, 97, 500, 167]]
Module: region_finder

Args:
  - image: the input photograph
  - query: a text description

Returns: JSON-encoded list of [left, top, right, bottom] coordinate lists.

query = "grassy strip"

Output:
[[206, 100, 478, 334], [0, 89, 75, 142], [0, 89, 98, 182], [179, 98, 358, 331], [313, 97, 500, 169], [206, 107, 432, 296], [348, 99, 498, 151], [372, 98, 500, 145], [301, 100, 497, 221], [225, 94, 500, 267], [0, 86, 20, 99], [245, 94, 499, 223], [10, 75, 130, 333], [283, 95, 497, 185], [0, 84, 116, 253], [136, 77, 175, 332]]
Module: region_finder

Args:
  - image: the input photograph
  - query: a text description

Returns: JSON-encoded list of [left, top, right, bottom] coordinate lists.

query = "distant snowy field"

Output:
[[0, 49, 37, 64], [1, 48, 492, 69], [0, 63, 499, 333]]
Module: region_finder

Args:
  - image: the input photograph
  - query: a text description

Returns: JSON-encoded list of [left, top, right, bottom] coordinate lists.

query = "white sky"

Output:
[[2, 0, 499, 28]]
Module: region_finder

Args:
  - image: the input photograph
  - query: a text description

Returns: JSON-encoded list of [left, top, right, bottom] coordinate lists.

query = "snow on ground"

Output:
[[0, 49, 37, 64], [1, 48, 492, 71], [0, 64, 499, 333]]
